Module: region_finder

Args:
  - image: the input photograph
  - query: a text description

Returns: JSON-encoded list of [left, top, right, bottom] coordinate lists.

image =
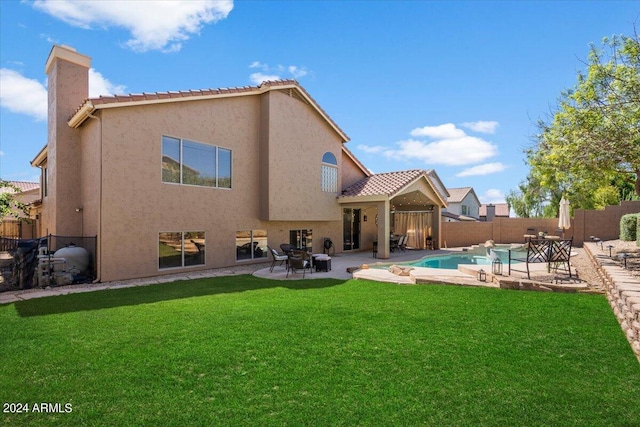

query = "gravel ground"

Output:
[[569, 246, 606, 291], [573, 239, 640, 291], [596, 239, 640, 278]]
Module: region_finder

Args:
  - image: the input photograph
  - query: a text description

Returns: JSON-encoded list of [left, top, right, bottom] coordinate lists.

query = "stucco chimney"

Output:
[[486, 204, 496, 222], [44, 45, 91, 236]]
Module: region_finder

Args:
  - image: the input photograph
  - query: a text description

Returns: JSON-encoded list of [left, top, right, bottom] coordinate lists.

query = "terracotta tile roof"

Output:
[[74, 79, 349, 141], [340, 169, 427, 198], [0, 181, 39, 194]]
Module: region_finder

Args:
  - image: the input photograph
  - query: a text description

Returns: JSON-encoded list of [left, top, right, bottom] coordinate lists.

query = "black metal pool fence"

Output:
[[0, 235, 97, 291]]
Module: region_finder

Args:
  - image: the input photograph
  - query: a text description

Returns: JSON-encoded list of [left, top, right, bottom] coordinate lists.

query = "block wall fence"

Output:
[[441, 201, 640, 248]]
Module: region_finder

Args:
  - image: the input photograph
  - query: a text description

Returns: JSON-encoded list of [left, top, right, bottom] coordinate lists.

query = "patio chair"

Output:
[[509, 238, 550, 279], [267, 245, 288, 273], [390, 236, 400, 252], [286, 250, 312, 278], [549, 238, 573, 278], [280, 243, 296, 256], [398, 235, 408, 251]]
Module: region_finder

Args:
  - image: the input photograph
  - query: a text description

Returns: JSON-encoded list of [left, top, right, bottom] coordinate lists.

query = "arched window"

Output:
[[321, 152, 338, 192]]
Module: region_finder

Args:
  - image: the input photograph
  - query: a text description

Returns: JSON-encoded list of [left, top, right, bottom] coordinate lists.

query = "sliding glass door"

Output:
[[343, 208, 361, 251]]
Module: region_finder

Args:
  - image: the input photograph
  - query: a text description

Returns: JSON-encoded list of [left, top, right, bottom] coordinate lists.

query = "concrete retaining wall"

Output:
[[584, 243, 640, 362]]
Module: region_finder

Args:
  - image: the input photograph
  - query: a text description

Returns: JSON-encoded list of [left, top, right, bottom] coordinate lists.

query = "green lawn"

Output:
[[1, 277, 639, 426]]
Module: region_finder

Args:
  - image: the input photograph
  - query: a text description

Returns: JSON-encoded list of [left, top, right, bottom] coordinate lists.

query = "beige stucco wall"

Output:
[[45, 53, 89, 237], [88, 91, 349, 281], [262, 91, 343, 221], [341, 150, 368, 189]]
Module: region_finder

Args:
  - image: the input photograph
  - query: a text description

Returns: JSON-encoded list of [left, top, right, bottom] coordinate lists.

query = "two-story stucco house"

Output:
[[443, 187, 481, 221], [30, 45, 447, 283]]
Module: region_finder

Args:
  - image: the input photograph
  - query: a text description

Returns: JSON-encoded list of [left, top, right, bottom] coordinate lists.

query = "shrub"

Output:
[[620, 213, 640, 241], [637, 215, 640, 246]]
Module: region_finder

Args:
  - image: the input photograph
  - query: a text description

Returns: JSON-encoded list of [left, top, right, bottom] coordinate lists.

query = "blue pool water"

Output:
[[406, 250, 525, 270]]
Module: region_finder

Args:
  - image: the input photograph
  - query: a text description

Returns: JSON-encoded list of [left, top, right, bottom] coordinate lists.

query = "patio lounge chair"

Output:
[[267, 245, 288, 272]]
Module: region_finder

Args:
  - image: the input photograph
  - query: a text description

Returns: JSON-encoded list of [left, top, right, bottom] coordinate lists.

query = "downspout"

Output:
[[86, 112, 102, 284]]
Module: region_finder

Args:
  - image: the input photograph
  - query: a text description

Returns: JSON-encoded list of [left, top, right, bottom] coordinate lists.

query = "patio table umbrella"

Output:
[[558, 197, 571, 238]]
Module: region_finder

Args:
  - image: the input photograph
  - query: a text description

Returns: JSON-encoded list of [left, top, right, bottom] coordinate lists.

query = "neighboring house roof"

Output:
[[0, 181, 40, 218], [446, 187, 480, 205], [0, 181, 39, 193], [339, 169, 448, 207], [442, 212, 478, 222], [68, 79, 350, 143], [479, 203, 510, 217]]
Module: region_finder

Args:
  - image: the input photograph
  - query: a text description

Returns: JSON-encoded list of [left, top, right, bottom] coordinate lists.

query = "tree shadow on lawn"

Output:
[[13, 275, 348, 317]]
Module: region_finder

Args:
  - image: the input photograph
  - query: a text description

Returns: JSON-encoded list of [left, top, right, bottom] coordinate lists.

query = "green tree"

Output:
[[519, 31, 640, 214], [0, 180, 28, 221]]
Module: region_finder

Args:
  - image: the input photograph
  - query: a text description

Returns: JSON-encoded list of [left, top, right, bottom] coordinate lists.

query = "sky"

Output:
[[1, 1, 638, 206]]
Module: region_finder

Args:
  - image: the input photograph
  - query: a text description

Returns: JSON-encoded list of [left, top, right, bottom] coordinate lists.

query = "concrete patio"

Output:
[[1, 246, 588, 305]]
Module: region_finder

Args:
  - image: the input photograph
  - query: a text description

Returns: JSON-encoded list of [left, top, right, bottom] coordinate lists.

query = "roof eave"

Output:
[[337, 194, 389, 204], [391, 172, 448, 208], [68, 101, 96, 128], [30, 145, 48, 167], [342, 146, 372, 177]]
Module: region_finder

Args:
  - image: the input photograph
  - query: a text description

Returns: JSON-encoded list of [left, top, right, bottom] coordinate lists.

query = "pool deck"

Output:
[[254, 246, 588, 291], [0, 246, 587, 305]]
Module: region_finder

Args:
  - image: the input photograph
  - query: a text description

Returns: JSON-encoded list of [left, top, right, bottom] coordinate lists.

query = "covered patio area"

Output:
[[337, 170, 448, 260]]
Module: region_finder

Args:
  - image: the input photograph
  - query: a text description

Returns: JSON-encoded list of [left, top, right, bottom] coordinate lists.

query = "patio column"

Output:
[[377, 199, 391, 259]]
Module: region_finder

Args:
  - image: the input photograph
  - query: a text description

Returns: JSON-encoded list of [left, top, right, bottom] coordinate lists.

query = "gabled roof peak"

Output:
[[69, 79, 349, 142]]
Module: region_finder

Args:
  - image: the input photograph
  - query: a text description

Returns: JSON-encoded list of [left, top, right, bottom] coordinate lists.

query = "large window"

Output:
[[162, 136, 232, 188], [236, 230, 268, 261], [289, 229, 313, 250], [321, 152, 338, 193], [159, 231, 205, 269]]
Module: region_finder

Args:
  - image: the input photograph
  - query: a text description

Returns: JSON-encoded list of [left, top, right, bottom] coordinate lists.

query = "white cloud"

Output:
[[32, 0, 233, 52], [0, 151, 4, 156], [249, 72, 281, 85], [248, 61, 309, 84], [356, 144, 386, 154], [0, 68, 125, 120], [410, 123, 465, 139], [387, 122, 499, 166], [461, 120, 499, 134], [288, 66, 308, 79], [88, 69, 126, 97], [0, 69, 48, 121], [456, 162, 506, 177], [480, 189, 506, 204], [385, 136, 498, 166]]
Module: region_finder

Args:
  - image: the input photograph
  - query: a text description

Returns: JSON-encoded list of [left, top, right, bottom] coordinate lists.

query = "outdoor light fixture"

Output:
[[363, 215, 368, 222], [620, 253, 630, 268], [607, 245, 614, 257], [492, 259, 503, 276], [477, 269, 486, 282]]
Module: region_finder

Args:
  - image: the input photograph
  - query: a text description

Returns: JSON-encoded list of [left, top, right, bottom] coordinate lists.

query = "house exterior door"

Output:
[[343, 208, 361, 251]]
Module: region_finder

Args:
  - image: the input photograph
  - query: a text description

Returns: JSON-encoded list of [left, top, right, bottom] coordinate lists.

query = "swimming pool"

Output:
[[402, 249, 525, 270]]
